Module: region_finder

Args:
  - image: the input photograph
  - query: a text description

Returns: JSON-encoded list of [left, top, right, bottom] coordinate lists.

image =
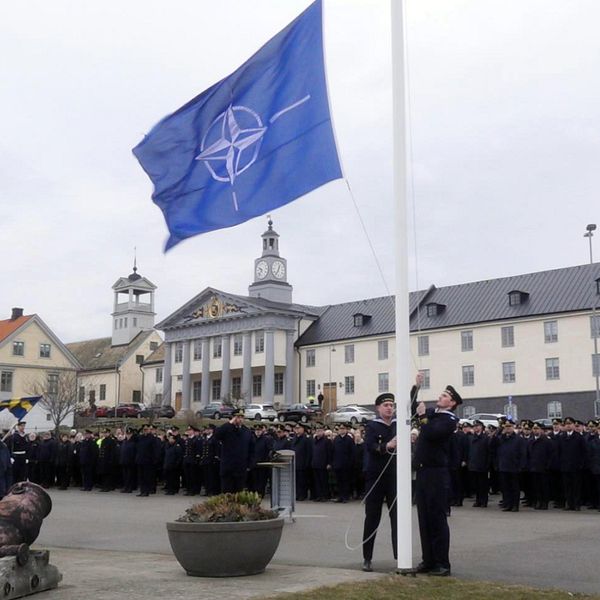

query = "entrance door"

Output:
[[322, 383, 337, 414], [175, 392, 182, 411]]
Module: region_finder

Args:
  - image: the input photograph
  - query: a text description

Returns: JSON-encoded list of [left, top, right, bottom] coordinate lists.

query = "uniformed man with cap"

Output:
[[361, 391, 398, 572], [558, 416, 586, 510], [213, 409, 255, 493], [291, 422, 312, 501], [119, 427, 138, 493], [79, 429, 98, 491], [9, 421, 29, 483], [468, 420, 491, 508], [414, 384, 461, 577], [527, 421, 553, 509], [493, 417, 524, 512]]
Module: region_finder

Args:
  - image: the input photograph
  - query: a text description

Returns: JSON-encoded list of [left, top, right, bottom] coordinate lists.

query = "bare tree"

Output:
[[26, 371, 79, 433]]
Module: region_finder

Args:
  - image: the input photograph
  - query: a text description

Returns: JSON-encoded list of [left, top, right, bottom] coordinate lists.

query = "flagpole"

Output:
[[391, 0, 412, 571]]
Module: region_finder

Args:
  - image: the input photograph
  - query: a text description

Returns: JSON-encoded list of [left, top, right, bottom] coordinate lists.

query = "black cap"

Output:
[[17, 421, 26, 426], [444, 385, 462, 406], [375, 393, 395, 406], [552, 418, 563, 425], [85, 429, 93, 434], [563, 417, 575, 425], [231, 408, 245, 417], [472, 420, 484, 428]]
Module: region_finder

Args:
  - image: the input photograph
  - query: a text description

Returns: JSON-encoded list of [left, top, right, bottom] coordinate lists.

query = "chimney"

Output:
[[11, 308, 23, 320]]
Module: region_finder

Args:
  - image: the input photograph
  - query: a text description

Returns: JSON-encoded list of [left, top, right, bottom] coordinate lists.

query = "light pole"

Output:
[[584, 224, 600, 417], [327, 345, 336, 413]]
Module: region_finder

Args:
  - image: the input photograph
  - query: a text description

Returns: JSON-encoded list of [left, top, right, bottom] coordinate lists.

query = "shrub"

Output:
[[177, 491, 278, 523]]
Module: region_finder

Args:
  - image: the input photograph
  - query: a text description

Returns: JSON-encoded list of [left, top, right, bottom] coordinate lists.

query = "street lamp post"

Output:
[[584, 224, 600, 417], [327, 345, 336, 413]]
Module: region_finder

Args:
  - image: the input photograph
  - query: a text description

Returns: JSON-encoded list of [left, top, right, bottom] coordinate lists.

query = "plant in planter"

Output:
[[166, 492, 285, 577]]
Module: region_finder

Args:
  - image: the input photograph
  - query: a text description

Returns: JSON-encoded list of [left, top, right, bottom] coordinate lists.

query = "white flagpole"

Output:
[[392, 0, 412, 571]]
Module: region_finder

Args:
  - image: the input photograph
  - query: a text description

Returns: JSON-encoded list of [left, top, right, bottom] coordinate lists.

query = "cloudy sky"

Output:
[[2, 0, 599, 343]]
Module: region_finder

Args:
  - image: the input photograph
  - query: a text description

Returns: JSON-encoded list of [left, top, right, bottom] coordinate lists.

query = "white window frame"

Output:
[[501, 325, 514, 347], [344, 376, 355, 395], [545, 357, 560, 380], [418, 335, 429, 356], [344, 344, 355, 364], [461, 330, 473, 352], [462, 365, 475, 386], [502, 361, 516, 383], [378, 339, 389, 360]]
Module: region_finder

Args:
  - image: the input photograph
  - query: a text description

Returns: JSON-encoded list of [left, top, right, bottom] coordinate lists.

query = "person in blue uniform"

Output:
[[558, 416, 586, 510], [414, 384, 461, 577], [163, 433, 184, 495], [182, 426, 201, 496], [119, 427, 138, 493], [291, 422, 312, 501], [248, 423, 274, 497], [213, 409, 255, 493], [468, 420, 490, 507], [311, 423, 332, 501], [9, 421, 29, 483], [493, 419, 524, 512], [135, 424, 161, 497], [79, 429, 98, 491], [527, 421, 553, 510], [361, 392, 398, 572]]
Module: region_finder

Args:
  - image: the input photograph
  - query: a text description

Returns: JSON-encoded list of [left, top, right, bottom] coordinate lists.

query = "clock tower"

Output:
[[248, 218, 293, 304]]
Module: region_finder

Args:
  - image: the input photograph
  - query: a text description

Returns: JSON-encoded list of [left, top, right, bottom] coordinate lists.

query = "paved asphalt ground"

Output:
[[32, 489, 600, 598]]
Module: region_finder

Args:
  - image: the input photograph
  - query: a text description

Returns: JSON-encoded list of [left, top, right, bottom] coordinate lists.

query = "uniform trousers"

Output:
[[500, 472, 520, 510], [562, 471, 582, 509], [121, 465, 136, 492], [137, 465, 156, 495], [416, 467, 450, 569], [12, 458, 27, 483], [470, 470, 489, 506], [80, 465, 95, 491], [362, 471, 397, 561], [531, 472, 550, 507], [296, 469, 309, 501], [335, 468, 352, 501], [183, 463, 200, 494], [313, 469, 329, 500]]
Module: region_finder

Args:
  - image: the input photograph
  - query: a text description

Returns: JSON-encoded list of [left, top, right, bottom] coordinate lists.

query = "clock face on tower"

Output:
[[272, 260, 286, 279], [256, 260, 268, 280]]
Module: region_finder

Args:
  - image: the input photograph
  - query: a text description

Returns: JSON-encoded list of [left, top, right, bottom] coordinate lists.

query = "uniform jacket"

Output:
[[586, 435, 600, 475], [364, 418, 396, 477], [311, 436, 332, 469], [493, 433, 524, 473], [119, 436, 138, 466], [55, 440, 72, 468], [79, 438, 99, 466], [252, 434, 274, 468], [414, 409, 457, 469], [467, 433, 490, 472], [332, 434, 354, 470], [213, 423, 255, 474], [527, 435, 554, 473], [38, 438, 58, 463], [557, 432, 586, 472], [291, 433, 312, 470], [135, 434, 161, 466], [163, 443, 183, 470], [97, 436, 117, 474]]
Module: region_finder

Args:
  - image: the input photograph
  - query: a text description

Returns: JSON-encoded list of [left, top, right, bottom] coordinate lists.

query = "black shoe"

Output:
[[501, 507, 512, 512], [415, 562, 433, 573], [511, 507, 519, 512], [428, 566, 451, 577], [362, 560, 373, 572], [136, 493, 149, 497], [472, 502, 481, 507]]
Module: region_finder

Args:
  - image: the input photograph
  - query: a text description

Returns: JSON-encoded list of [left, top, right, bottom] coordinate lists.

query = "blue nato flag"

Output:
[[133, 0, 342, 251]]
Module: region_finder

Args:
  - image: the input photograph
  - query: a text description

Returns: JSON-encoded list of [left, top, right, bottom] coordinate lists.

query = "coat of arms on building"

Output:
[[187, 296, 241, 321]]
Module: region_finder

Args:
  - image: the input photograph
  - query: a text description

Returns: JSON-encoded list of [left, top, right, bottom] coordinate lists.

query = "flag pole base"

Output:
[[396, 567, 417, 577]]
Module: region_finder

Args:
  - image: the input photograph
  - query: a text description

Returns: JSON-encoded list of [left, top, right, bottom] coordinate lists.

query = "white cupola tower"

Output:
[[248, 218, 293, 304], [111, 260, 157, 345]]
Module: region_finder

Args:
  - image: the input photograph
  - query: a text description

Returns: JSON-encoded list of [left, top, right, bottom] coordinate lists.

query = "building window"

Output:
[[306, 349, 316, 367], [504, 403, 518, 420], [378, 340, 388, 360], [124, 317, 128, 327], [354, 314, 364, 327], [461, 330, 473, 352], [591, 315, 600, 338], [132, 390, 141, 402], [253, 375, 262, 397], [39, 343, 51, 358], [419, 369, 430, 390], [255, 332, 264, 353], [418, 336, 429, 356], [378, 372, 389, 393], [544, 320, 558, 343], [462, 405, 476, 418], [344, 376, 355, 395], [462, 365, 475, 386], [344, 344, 355, 364], [233, 335, 243, 356], [46, 373, 59, 395], [136, 354, 144, 365], [593, 353, 600, 378], [89, 390, 96, 403], [547, 401, 562, 419], [115, 320, 118, 329], [193, 340, 202, 360], [154, 393, 163, 405], [79, 386, 85, 403], [509, 291, 523, 306], [211, 379, 221, 401], [502, 361, 516, 383], [501, 326, 514, 347], [174, 342, 183, 363], [133, 318, 137, 327], [193, 381, 202, 403], [274, 373, 284, 395], [1, 371, 13, 393], [306, 380, 316, 398], [232, 377, 241, 398], [150, 341, 158, 351], [99, 384, 106, 401], [12, 341, 24, 356], [213, 337, 222, 359], [546, 357, 560, 380], [156, 368, 163, 383]]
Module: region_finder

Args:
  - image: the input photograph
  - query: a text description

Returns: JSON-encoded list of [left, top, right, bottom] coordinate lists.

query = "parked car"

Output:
[[277, 403, 322, 423], [244, 404, 278, 421], [327, 405, 376, 425], [460, 413, 505, 427], [92, 403, 144, 418], [139, 405, 176, 419], [197, 402, 236, 420]]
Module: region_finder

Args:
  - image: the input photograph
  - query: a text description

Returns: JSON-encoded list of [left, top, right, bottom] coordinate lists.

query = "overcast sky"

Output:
[[2, 0, 599, 343]]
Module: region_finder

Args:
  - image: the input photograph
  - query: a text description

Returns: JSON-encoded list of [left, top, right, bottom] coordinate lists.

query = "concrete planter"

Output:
[[166, 517, 284, 577]]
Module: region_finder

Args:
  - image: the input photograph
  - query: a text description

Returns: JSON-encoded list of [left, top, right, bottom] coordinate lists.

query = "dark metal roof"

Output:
[[296, 263, 600, 346]]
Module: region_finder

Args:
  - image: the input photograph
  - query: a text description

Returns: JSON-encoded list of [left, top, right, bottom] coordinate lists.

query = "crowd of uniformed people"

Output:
[[0, 412, 599, 515]]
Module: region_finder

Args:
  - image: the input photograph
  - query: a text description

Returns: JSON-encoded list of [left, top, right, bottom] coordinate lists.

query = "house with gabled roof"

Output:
[[0, 307, 81, 431]]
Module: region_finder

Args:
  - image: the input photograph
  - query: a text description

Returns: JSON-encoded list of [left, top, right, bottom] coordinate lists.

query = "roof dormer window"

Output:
[[353, 313, 371, 327], [596, 277, 600, 295], [425, 302, 445, 317], [508, 290, 529, 306]]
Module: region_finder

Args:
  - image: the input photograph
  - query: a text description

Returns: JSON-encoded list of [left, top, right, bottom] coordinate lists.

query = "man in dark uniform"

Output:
[[213, 409, 255, 493], [558, 416, 586, 510], [332, 423, 354, 503], [311, 423, 332, 502], [9, 421, 29, 483], [527, 421, 553, 510], [79, 429, 98, 491], [201, 424, 220, 495], [135, 424, 161, 497], [248, 424, 273, 497], [468, 420, 490, 507], [97, 428, 118, 492], [182, 426, 201, 496], [291, 422, 312, 501], [119, 427, 137, 493], [361, 392, 398, 572], [414, 384, 461, 577], [494, 419, 524, 512]]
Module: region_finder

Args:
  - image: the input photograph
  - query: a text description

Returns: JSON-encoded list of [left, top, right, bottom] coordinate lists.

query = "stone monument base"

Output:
[[0, 550, 61, 598]]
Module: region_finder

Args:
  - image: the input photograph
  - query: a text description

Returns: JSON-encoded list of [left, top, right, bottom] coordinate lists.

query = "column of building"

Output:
[[201, 338, 210, 406], [242, 332, 252, 404], [285, 330, 295, 407], [221, 335, 231, 398], [264, 329, 275, 405], [163, 342, 172, 406], [181, 340, 191, 410]]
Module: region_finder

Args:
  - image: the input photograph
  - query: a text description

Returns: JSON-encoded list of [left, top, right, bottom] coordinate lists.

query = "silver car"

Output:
[[328, 405, 376, 425], [244, 403, 278, 421]]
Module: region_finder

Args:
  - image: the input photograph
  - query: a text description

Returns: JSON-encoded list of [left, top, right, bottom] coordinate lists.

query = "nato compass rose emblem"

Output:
[[195, 95, 310, 211]]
